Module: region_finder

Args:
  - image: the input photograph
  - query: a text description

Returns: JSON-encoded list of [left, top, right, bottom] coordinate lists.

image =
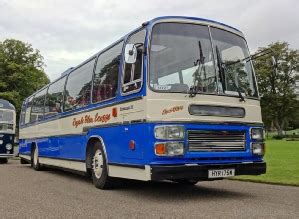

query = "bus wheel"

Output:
[[0, 158, 8, 164], [173, 179, 199, 185], [20, 158, 29, 164], [91, 142, 113, 189], [31, 146, 41, 171]]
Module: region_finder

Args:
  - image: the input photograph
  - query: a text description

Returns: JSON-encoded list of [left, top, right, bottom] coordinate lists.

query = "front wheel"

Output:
[[31, 146, 42, 171], [0, 158, 8, 164], [91, 142, 113, 189]]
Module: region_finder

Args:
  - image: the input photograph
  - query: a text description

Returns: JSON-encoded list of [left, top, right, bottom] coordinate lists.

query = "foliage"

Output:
[[254, 42, 299, 135], [0, 39, 50, 117]]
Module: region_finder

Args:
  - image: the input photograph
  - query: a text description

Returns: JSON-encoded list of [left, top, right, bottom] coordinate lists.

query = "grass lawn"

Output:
[[233, 139, 299, 186]]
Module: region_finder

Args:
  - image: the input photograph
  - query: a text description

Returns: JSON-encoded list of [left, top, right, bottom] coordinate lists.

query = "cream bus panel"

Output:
[[19, 99, 146, 139], [145, 92, 262, 124]]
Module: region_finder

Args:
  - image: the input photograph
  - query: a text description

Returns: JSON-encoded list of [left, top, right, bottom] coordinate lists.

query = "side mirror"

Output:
[[125, 44, 137, 64]]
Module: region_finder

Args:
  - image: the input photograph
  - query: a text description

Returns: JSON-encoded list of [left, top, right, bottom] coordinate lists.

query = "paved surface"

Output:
[[0, 159, 298, 218]]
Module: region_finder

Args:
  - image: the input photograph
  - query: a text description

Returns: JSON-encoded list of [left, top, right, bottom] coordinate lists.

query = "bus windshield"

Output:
[[0, 109, 14, 131], [149, 23, 258, 98]]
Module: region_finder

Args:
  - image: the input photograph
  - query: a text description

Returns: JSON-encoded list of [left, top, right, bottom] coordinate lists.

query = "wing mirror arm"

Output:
[[124, 43, 144, 64]]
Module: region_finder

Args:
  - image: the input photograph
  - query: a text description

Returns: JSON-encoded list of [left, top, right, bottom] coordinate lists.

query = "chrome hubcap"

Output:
[[33, 147, 38, 165], [92, 149, 103, 179]]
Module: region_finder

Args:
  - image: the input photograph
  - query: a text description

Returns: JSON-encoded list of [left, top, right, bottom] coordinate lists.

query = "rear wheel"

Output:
[[0, 158, 8, 164], [31, 146, 42, 171], [91, 142, 113, 189], [174, 179, 199, 185]]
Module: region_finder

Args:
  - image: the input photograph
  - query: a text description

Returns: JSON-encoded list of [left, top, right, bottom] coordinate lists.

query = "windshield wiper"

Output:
[[215, 46, 245, 102], [189, 41, 205, 98], [225, 48, 274, 68], [215, 46, 226, 91]]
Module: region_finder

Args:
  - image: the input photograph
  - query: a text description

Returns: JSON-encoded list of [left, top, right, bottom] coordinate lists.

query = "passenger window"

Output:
[[24, 96, 34, 124], [92, 42, 123, 103], [44, 76, 66, 118], [64, 58, 96, 111], [30, 88, 47, 122], [122, 29, 146, 94], [20, 101, 27, 125]]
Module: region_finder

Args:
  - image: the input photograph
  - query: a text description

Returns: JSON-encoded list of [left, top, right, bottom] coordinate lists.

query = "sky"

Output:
[[0, 0, 298, 81]]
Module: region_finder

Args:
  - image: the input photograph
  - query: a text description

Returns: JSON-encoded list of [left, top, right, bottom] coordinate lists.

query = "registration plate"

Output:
[[208, 168, 235, 178]]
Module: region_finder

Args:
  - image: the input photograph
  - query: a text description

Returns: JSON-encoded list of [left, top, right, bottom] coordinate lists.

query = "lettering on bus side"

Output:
[[162, 106, 184, 115], [120, 105, 133, 111], [72, 113, 111, 128]]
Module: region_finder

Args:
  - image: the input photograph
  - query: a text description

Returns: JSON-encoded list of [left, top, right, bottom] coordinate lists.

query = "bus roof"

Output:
[[147, 16, 241, 33], [0, 99, 15, 110]]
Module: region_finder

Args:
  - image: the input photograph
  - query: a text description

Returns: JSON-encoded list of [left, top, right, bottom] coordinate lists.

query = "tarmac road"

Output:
[[0, 159, 298, 218]]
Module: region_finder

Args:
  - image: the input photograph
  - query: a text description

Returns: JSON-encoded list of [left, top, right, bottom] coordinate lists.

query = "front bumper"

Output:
[[151, 162, 266, 180], [0, 154, 14, 158]]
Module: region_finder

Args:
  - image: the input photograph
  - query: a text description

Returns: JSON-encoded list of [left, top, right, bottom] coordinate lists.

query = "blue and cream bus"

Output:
[[0, 99, 16, 163], [19, 16, 266, 189]]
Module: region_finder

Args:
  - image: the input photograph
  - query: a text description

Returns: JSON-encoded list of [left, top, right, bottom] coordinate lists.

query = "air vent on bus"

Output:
[[188, 130, 246, 152]]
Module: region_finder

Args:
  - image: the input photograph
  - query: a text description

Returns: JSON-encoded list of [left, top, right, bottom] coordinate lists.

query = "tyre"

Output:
[[31, 146, 42, 171], [174, 179, 199, 185], [20, 158, 29, 164], [0, 158, 8, 164], [91, 141, 113, 189]]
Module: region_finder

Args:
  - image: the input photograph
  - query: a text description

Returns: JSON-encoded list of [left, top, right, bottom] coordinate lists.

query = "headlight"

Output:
[[155, 142, 184, 156], [6, 143, 13, 150], [155, 126, 184, 140], [252, 142, 265, 156], [251, 128, 264, 140]]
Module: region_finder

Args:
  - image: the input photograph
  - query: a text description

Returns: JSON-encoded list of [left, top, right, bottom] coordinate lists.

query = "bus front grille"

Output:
[[187, 130, 246, 152]]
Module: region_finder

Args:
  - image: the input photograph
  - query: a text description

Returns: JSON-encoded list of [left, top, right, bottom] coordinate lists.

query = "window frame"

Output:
[[148, 22, 217, 95], [44, 75, 67, 119], [24, 95, 34, 125], [29, 87, 48, 123], [209, 26, 259, 98], [20, 100, 27, 126], [121, 28, 146, 96], [91, 40, 124, 104], [63, 57, 97, 112]]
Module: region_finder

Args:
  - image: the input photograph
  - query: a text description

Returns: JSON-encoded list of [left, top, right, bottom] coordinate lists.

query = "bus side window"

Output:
[[24, 96, 34, 124], [64, 58, 95, 111], [20, 101, 27, 126], [44, 76, 66, 118], [122, 29, 146, 94], [92, 41, 123, 103], [30, 88, 47, 123]]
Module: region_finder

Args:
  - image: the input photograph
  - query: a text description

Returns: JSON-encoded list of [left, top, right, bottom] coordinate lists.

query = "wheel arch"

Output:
[[86, 136, 108, 171]]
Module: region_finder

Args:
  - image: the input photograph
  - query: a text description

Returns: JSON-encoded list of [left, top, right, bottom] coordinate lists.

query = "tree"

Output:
[[254, 42, 299, 135], [0, 39, 50, 117]]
